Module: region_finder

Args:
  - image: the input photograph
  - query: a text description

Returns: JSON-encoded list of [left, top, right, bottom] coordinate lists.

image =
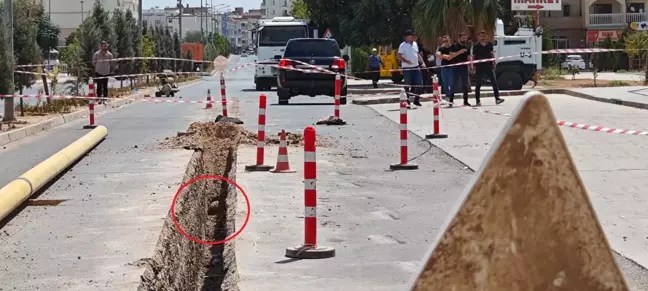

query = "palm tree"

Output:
[[413, 0, 498, 48]]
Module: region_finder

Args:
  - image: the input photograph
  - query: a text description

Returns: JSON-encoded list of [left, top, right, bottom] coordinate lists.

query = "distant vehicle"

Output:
[[44, 49, 60, 71], [561, 54, 587, 70], [277, 38, 348, 105], [255, 16, 309, 91]]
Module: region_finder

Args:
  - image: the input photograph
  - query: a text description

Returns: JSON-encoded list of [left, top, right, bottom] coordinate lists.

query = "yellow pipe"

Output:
[[0, 126, 108, 221]]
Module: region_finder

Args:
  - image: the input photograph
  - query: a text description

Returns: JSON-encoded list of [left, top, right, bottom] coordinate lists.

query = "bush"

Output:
[[608, 80, 630, 87], [18, 98, 89, 115], [541, 67, 563, 80]]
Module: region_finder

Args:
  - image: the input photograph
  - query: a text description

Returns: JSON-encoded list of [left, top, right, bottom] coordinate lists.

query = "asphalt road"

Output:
[[0, 54, 646, 290]]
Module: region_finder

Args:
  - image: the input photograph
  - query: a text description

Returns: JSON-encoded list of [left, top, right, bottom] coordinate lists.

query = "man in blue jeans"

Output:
[[436, 35, 466, 107], [397, 30, 425, 107]]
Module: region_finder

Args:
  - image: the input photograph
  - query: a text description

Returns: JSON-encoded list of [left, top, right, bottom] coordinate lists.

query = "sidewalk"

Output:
[[368, 93, 648, 272]]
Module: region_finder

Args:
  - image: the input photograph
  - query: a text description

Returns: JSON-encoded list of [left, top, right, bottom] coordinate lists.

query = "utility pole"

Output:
[[81, 1, 85, 22], [3, 0, 15, 121], [177, 0, 183, 43], [200, 0, 203, 37]]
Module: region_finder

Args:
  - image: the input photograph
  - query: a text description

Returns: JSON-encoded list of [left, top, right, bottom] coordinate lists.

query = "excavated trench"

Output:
[[139, 122, 241, 291]]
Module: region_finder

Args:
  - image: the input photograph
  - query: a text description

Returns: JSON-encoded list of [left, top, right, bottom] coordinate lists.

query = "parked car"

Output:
[[561, 55, 587, 70], [276, 38, 348, 105]]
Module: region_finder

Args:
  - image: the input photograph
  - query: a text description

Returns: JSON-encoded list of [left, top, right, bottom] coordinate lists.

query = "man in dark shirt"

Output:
[[472, 31, 505, 106], [436, 35, 465, 106], [451, 32, 471, 106], [367, 48, 384, 88]]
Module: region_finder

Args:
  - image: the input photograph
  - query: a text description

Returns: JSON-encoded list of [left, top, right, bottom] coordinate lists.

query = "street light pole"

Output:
[[80, 1, 84, 22], [177, 0, 183, 43], [2, 0, 15, 121]]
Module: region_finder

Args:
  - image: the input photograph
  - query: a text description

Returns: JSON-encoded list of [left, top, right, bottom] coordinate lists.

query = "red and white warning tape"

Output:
[[0, 94, 108, 100], [462, 104, 648, 136]]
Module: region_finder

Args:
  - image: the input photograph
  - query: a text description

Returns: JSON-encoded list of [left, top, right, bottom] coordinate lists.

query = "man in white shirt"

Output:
[[397, 30, 425, 107]]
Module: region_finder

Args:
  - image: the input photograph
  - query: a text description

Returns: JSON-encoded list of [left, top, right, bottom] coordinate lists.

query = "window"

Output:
[[284, 0, 287, 6], [504, 40, 526, 45], [155, 19, 161, 25], [273, 0, 275, 4], [284, 39, 341, 57], [258, 25, 309, 46], [628, 3, 645, 13], [592, 4, 612, 14], [551, 36, 569, 49], [563, 5, 570, 17]]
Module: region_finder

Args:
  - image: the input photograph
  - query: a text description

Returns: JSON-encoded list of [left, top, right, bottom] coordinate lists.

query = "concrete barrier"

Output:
[[0, 126, 108, 221]]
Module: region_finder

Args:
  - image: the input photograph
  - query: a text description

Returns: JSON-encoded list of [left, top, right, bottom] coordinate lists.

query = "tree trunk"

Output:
[[19, 87, 24, 117]]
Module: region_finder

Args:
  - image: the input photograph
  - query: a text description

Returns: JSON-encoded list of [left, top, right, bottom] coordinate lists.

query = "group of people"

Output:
[[368, 29, 505, 108]]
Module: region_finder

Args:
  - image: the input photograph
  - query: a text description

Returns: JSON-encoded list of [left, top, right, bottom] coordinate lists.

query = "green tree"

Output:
[[13, 0, 43, 94], [183, 51, 194, 72], [173, 32, 181, 71], [126, 9, 142, 77], [111, 8, 131, 81], [91, 0, 114, 46], [183, 31, 204, 44], [60, 36, 87, 78], [163, 27, 174, 70], [141, 35, 156, 73], [77, 18, 101, 79], [36, 3, 61, 58], [0, 4, 14, 102], [290, 0, 310, 19], [414, 0, 498, 47], [625, 30, 648, 84], [204, 42, 218, 62]]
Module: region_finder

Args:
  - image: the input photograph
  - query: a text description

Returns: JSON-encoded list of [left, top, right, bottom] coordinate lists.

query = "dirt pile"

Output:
[[139, 122, 240, 291], [240, 130, 330, 147], [316, 116, 347, 126]]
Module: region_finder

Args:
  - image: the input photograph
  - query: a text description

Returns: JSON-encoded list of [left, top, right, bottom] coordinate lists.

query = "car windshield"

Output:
[[284, 40, 341, 57], [258, 25, 308, 47]]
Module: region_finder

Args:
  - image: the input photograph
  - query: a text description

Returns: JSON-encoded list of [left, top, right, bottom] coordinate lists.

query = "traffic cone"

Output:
[[271, 130, 296, 173]]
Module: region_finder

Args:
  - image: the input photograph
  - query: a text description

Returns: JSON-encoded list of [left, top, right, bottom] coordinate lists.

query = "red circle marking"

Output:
[[170, 175, 251, 245]]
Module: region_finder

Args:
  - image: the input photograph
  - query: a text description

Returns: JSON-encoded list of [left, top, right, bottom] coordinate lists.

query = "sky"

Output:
[[142, 0, 260, 11]]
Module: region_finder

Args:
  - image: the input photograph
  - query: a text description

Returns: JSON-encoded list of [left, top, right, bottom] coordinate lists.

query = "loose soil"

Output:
[[139, 122, 241, 291], [158, 123, 331, 149]]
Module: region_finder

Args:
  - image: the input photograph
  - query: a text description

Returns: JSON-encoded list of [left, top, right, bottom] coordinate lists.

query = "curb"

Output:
[[0, 78, 204, 147], [352, 90, 531, 105], [352, 87, 648, 110], [0, 126, 108, 221]]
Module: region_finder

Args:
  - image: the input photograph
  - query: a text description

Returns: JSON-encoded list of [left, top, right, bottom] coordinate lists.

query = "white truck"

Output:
[[487, 19, 543, 90], [254, 17, 309, 91]]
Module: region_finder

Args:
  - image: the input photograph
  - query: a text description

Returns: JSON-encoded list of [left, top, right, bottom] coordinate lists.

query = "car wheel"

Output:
[[277, 88, 291, 105], [255, 83, 264, 91], [341, 87, 348, 97], [339, 97, 347, 105], [155, 91, 161, 97], [497, 71, 523, 90]]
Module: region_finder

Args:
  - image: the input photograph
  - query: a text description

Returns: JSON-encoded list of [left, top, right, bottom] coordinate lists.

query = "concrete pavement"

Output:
[[0, 56, 250, 290], [369, 93, 648, 289]]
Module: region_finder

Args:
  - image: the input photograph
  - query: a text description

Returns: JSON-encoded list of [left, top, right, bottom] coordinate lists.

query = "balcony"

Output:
[[588, 13, 648, 27]]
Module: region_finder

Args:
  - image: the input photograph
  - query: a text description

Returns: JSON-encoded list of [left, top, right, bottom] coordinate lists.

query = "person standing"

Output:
[[435, 37, 444, 94], [397, 30, 425, 106], [450, 32, 471, 106], [472, 31, 505, 106], [367, 48, 384, 88], [436, 35, 466, 107], [92, 41, 114, 98]]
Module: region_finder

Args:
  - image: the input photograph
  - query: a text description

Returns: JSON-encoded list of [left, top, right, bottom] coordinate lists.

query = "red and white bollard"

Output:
[[425, 75, 448, 139], [390, 91, 418, 170], [245, 94, 273, 171], [206, 89, 212, 109], [220, 73, 228, 117], [83, 78, 98, 129], [334, 73, 341, 118], [285, 126, 335, 259]]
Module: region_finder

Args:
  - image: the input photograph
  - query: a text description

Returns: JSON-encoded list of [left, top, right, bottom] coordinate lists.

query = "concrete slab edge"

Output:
[[353, 88, 648, 111], [0, 78, 204, 147]]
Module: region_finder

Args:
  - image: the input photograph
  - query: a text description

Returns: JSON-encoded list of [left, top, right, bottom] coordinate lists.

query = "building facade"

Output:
[[42, 0, 139, 43], [538, 0, 648, 48], [260, 0, 293, 18]]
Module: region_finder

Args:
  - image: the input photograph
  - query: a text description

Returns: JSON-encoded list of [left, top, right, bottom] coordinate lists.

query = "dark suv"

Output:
[[276, 38, 348, 105]]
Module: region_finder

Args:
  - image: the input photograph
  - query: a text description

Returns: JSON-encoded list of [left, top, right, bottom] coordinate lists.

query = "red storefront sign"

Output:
[[587, 30, 623, 42]]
